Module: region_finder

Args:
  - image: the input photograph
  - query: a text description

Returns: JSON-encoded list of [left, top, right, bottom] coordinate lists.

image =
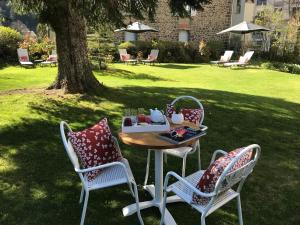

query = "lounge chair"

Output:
[[141, 49, 159, 65], [224, 51, 254, 67], [210, 50, 234, 64], [17, 48, 34, 67], [41, 50, 58, 67], [118, 48, 137, 64]]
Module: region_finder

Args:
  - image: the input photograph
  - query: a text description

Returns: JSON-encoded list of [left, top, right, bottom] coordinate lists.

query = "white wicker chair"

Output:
[[144, 96, 206, 186], [60, 121, 144, 225], [160, 144, 261, 225]]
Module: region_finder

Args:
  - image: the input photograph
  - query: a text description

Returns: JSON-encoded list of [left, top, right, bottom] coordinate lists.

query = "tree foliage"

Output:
[[10, 0, 211, 27]]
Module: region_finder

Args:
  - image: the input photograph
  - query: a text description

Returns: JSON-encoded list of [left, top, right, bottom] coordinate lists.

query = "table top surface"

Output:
[[118, 119, 204, 150]]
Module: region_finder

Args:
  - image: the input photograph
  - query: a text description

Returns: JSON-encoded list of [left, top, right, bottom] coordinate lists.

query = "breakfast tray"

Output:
[[121, 115, 170, 133], [158, 125, 207, 145]]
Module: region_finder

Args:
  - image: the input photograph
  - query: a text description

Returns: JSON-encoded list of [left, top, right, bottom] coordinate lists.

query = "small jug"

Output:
[[171, 112, 184, 124]]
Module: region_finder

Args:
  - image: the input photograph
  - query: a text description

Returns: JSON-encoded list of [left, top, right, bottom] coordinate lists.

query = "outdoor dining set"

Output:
[[60, 96, 261, 225]]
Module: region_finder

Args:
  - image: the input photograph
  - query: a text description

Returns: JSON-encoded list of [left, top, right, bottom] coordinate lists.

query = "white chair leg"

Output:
[[197, 140, 201, 170], [79, 186, 84, 204], [237, 195, 244, 225], [164, 153, 168, 164], [200, 215, 206, 225], [144, 150, 151, 186], [80, 190, 89, 225], [159, 189, 168, 225], [127, 182, 135, 197], [132, 181, 145, 225], [182, 155, 187, 177]]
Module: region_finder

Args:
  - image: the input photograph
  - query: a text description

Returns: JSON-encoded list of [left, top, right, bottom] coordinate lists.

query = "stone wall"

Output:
[[115, 0, 233, 43]]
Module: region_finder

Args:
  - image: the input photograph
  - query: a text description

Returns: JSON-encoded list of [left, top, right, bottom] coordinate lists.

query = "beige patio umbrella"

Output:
[[217, 21, 271, 53]]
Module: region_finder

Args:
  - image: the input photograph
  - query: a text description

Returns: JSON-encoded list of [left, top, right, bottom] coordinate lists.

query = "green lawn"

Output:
[[0, 64, 299, 225]]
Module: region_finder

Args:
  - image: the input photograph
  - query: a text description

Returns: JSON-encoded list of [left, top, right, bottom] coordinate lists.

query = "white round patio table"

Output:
[[118, 120, 205, 225]]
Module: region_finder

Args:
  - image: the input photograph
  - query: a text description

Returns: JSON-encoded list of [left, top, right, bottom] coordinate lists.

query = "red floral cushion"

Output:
[[181, 108, 203, 125], [166, 104, 176, 118], [48, 55, 57, 61], [20, 56, 29, 62], [121, 54, 130, 61], [192, 148, 252, 205], [68, 118, 122, 181], [147, 55, 156, 61]]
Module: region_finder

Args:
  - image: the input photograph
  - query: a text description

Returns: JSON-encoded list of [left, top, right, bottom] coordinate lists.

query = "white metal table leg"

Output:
[[154, 150, 163, 203], [122, 150, 179, 225]]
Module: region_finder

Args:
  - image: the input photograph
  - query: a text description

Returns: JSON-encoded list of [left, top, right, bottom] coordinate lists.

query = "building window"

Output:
[[178, 30, 189, 42], [185, 5, 197, 17], [124, 32, 137, 41], [257, 0, 267, 6], [236, 0, 241, 14]]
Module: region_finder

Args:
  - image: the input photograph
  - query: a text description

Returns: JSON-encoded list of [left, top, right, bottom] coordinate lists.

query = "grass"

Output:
[[0, 64, 299, 225]]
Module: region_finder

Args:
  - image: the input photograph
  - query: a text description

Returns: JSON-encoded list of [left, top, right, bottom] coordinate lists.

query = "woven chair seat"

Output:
[[168, 170, 239, 216], [86, 158, 134, 190]]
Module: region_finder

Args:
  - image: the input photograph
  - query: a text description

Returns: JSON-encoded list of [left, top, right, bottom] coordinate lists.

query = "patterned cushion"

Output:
[[121, 54, 130, 61], [147, 55, 156, 61], [68, 118, 122, 181], [192, 148, 252, 205], [20, 56, 29, 62], [181, 108, 203, 125], [166, 104, 176, 118], [48, 55, 57, 61]]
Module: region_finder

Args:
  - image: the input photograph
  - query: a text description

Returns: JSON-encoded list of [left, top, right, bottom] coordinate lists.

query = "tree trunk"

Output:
[[48, 2, 104, 94]]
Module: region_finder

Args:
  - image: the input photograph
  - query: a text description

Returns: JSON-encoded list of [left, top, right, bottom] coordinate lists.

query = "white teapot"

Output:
[[150, 108, 165, 123]]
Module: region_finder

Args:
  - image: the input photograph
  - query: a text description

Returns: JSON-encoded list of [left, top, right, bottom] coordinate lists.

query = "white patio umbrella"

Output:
[[217, 21, 270, 53], [114, 21, 159, 33]]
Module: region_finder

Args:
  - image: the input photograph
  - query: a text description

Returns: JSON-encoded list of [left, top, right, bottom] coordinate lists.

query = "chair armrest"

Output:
[[75, 161, 127, 174], [210, 149, 228, 164], [200, 125, 208, 132], [163, 171, 216, 198]]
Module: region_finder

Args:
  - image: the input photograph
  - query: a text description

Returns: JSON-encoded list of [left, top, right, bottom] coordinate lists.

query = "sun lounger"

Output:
[[210, 50, 234, 64], [141, 49, 159, 65], [17, 48, 34, 67], [224, 51, 254, 67], [118, 49, 137, 64]]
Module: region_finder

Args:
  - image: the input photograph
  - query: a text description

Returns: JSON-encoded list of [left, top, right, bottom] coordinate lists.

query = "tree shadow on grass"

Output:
[[153, 64, 201, 70], [0, 87, 300, 225], [97, 68, 171, 81]]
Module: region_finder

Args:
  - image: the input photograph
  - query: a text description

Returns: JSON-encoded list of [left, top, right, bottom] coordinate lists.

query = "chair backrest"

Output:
[[240, 51, 254, 63], [118, 49, 127, 55], [214, 144, 261, 194], [223, 50, 233, 61], [171, 96, 204, 125], [17, 48, 29, 61], [60, 121, 81, 171], [149, 49, 159, 59], [60, 121, 123, 172]]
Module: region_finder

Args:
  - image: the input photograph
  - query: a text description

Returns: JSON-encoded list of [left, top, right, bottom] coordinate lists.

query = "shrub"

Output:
[[116, 40, 224, 63], [206, 40, 225, 60], [261, 61, 300, 75], [19, 36, 55, 60], [0, 26, 22, 62]]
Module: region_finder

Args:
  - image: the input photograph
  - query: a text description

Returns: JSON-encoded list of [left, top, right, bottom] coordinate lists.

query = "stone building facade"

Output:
[[116, 0, 234, 43]]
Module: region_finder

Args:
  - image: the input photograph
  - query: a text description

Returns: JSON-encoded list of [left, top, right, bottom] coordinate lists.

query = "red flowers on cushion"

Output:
[[20, 56, 29, 62], [192, 148, 253, 205], [181, 108, 203, 125], [147, 55, 156, 61], [166, 104, 176, 118], [166, 104, 203, 125], [120, 54, 130, 61], [68, 118, 122, 181]]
